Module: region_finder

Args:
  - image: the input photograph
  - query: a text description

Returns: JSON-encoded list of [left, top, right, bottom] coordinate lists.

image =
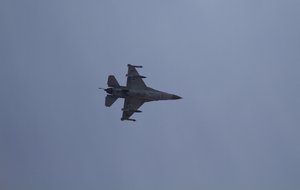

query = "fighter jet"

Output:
[[100, 64, 182, 121]]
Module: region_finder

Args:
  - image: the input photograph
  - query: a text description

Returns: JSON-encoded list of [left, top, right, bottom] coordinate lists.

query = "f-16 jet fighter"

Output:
[[100, 64, 182, 121]]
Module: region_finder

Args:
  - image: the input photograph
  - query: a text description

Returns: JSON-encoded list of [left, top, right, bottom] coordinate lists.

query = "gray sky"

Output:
[[1, 0, 300, 190]]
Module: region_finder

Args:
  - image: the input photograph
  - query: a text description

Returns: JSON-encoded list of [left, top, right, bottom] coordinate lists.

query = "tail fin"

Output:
[[105, 95, 118, 107], [107, 75, 120, 87]]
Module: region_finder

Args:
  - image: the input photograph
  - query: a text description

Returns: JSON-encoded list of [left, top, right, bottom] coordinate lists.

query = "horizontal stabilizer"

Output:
[[107, 75, 120, 87], [105, 95, 118, 107]]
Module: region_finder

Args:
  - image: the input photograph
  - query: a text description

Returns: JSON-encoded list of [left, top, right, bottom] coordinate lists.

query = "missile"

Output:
[[122, 109, 142, 113], [121, 117, 136, 122], [128, 64, 143, 68], [126, 74, 146, 78]]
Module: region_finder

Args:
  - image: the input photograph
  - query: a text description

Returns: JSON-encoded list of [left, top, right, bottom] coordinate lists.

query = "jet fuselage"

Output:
[[105, 86, 181, 101]]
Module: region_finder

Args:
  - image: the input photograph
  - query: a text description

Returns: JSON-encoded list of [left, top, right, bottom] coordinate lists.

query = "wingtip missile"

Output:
[[121, 117, 136, 122], [122, 108, 142, 113], [126, 74, 146, 78], [128, 64, 143, 68]]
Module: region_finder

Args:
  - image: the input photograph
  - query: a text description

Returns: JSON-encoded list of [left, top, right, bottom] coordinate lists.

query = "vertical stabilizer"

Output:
[[107, 75, 120, 87], [105, 95, 118, 107]]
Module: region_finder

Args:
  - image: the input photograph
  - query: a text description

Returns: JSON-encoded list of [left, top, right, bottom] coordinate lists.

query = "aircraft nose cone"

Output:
[[172, 95, 182, 100]]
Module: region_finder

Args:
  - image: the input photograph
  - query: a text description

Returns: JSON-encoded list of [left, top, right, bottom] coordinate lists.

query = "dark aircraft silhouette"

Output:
[[100, 64, 181, 121]]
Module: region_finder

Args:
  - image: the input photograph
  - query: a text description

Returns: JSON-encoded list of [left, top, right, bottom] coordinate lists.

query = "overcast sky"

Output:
[[1, 0, 300, 190]]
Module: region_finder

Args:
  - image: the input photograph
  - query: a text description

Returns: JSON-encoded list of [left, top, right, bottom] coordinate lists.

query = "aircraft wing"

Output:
[[121, 97, 145, 121], [126, 64, 147, 89]]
